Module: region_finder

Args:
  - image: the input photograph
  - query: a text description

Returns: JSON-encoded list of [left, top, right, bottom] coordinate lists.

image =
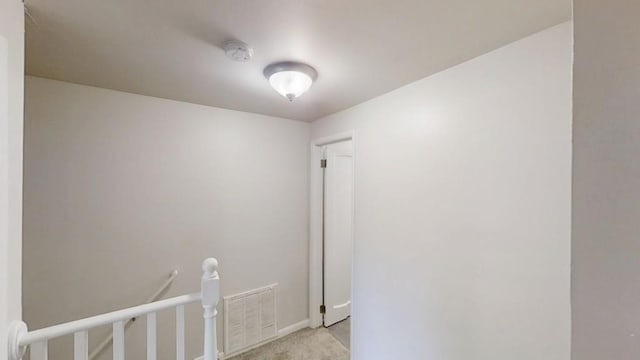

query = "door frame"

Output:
[[309, 131, 356, 330]]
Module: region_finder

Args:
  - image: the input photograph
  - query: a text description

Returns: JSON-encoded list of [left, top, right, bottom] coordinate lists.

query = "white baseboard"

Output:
[[219, 319, 310, 359], [278, 319, 310, 337]]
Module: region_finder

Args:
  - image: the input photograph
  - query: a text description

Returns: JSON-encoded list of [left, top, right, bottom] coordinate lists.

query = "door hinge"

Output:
[[320, 305, 326, 314], [320, 159, 327, 168]]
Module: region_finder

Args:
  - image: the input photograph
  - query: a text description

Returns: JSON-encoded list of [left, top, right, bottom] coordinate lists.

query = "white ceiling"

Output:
[[24, 0, 571, 122]]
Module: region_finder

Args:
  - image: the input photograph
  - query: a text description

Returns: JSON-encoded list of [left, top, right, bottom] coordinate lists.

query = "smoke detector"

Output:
[[223, 40, 253, 62]]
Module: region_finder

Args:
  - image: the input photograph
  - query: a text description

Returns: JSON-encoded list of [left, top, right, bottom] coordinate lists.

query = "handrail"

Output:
[[88, 269, 179, 360], [20, 293, 200, 346], [7, 258, 221, 360]]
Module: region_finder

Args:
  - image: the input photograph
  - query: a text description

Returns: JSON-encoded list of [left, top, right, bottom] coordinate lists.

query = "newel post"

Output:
[[201, 258, 220, 360]]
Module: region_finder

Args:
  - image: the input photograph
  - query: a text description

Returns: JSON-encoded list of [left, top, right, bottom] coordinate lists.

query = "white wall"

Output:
[[0, 0, 24, 358], [23, 77, 310, 360], [312, 22, 572, 360], [572, 1, 640, 358]]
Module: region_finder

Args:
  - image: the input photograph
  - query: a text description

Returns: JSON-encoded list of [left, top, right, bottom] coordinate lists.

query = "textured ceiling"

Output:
[[24, 0, 571, 122]]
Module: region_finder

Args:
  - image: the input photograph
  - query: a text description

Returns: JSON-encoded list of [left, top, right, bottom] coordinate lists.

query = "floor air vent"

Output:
[[223, 284, 278, 356]]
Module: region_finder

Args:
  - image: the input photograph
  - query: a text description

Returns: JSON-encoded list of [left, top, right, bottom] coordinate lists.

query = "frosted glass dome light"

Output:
[[264, 62, 318, 101]]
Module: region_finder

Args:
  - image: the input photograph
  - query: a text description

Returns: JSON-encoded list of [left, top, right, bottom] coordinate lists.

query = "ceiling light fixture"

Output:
[[263, 62, 318, 101]]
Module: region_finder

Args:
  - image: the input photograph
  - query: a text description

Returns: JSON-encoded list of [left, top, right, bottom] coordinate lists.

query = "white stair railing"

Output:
[[89, 268, 179, 360], [7, 258, 221, 360]]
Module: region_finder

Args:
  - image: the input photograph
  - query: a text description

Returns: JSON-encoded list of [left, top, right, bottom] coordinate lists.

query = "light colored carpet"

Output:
[[229, 327, 349, 360], [327, 318, 350, 349]]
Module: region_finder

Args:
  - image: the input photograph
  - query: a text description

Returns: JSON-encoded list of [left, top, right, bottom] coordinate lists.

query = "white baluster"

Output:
[[147, 312, 157, 360], [113, 320, 125, 360], [176, 305, 185, 360], [74, 330, 89, 360], [31, 341, 48, 360], [201, 258, 220, 360]]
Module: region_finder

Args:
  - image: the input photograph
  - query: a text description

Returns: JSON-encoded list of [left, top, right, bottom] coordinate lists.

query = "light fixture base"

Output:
[[263, 62, 318, 81]]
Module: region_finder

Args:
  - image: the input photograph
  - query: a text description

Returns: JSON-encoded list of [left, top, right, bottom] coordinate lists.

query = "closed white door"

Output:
[[323, 140, 353, 327]]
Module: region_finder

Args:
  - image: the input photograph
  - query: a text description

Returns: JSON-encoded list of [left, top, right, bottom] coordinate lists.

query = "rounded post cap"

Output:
[[202, 258, 219, 275], [8, 321, 27, 360]]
